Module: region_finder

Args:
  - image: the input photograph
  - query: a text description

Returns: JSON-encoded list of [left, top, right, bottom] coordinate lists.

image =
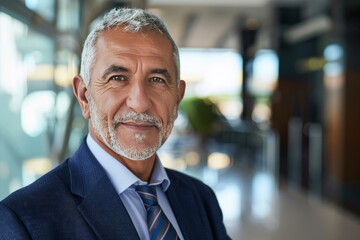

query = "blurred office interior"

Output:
[[1, 0, 360, 239]]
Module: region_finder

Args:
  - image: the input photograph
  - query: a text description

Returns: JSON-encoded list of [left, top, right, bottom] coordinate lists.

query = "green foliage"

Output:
[[180, 97, 222, 137]]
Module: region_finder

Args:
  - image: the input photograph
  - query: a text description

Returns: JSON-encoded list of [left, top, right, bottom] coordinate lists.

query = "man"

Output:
[[0, 8, 230, 240]]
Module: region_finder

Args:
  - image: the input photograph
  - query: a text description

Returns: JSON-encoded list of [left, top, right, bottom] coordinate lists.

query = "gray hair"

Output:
[[80, 8, 180, 86]]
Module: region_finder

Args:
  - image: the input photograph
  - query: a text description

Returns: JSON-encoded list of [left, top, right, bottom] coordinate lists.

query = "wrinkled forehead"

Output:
[[91, 27, 177, 76], [100, 27, 174, 58]]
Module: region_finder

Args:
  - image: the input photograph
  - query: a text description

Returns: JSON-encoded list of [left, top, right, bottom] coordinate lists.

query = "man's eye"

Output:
[[150, 77, 165, 83], [110, 75, 126, 81]]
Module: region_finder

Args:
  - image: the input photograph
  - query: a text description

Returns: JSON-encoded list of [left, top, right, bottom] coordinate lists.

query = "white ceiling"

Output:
[[147, 0, 275, 50], [122, 0, 328, 50], [149, 0, 272, 7]]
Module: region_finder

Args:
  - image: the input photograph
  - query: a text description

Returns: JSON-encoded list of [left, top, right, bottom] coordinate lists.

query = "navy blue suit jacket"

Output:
[[0, 140, 230, 239]]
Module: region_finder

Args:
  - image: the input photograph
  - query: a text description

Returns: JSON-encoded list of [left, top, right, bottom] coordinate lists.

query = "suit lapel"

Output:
[[166, 171, 211, 240], [166, 185, 194, 239], [78, 176, 139, 240], [69, 139, 139, 240]]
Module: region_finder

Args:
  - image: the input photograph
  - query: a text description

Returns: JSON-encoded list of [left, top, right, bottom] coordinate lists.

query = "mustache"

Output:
[[113, 112, 162, 129]]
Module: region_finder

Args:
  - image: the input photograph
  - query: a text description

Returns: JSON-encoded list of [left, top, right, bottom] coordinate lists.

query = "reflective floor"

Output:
[[157, 127, 360, 240], [182, 162, 360, 240]]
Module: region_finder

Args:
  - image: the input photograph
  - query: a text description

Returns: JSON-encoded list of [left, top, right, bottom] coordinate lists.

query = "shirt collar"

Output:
[[86, 134, 170, 194]]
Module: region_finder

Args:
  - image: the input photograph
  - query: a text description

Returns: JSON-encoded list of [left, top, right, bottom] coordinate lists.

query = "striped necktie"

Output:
[[135, 185, 178, 240]]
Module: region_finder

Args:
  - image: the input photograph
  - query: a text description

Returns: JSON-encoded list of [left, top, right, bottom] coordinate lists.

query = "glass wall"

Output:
[[23, 0, 56, 22], [0, 3, 79, 199], [0, 12, 52, 197]]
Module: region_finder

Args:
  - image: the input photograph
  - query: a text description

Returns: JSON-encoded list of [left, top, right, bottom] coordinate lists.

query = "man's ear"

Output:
[[72, 75, 90, 119], [177, 80, 186, 104]]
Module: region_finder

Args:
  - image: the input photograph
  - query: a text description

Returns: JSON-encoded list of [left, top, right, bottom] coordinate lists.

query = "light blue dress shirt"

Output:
[[86, 134, 184, 240]]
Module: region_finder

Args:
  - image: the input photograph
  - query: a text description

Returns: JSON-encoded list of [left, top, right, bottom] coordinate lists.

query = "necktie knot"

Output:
[[135, 184, 179, 240], [135, 185, 158, 209]]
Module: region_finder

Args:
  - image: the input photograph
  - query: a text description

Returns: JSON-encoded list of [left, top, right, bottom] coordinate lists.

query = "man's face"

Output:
[[82, 28, 185, 161]]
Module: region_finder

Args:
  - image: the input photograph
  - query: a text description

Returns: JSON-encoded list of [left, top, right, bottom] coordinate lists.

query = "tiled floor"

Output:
[[183, 163, 360, 240]]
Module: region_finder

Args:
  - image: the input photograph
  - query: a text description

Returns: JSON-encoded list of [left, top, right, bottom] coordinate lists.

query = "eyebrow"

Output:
[[151, 68, 172, 82], [101, 65, 173, 82], [101, 65, 129, 79]]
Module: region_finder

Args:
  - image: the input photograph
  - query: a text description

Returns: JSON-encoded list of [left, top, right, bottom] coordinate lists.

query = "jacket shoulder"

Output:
[[1, 159, 72, 216]]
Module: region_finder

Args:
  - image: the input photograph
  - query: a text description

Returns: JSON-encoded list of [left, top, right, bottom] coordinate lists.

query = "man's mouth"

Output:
[[121, 121, 155, 130], [113, 112, 162, 130]]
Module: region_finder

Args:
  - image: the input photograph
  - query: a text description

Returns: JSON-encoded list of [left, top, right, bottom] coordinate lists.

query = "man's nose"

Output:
[[126, 81, 152, 113]]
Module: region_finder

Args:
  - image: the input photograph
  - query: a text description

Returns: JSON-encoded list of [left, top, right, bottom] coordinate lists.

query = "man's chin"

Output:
[[109, 142, 158, 161], [116, 150, 156, 161]]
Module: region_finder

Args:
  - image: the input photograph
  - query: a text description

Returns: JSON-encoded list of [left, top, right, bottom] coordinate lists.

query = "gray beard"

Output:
[[88, 98, 174, 161]]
